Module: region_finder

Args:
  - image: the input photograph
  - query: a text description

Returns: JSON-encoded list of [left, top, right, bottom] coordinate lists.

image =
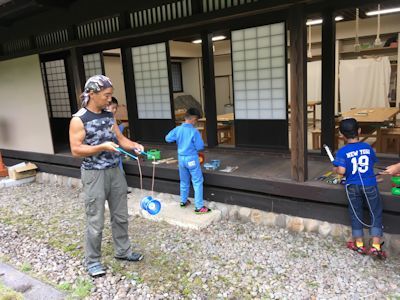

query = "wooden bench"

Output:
[[311, 128, 339, 150], [217, 124, 234, 145]]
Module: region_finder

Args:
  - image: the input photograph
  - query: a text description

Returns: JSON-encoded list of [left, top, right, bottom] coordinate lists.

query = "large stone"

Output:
[[341, 225, 352, 240], [275, 214, 287, 228], [318, 222, 332, 237], [330, 224, 343, 237], [389, 235, 400, 256], [42, 173, 49, 183], [263, 212, 277, 227], [238, 207, 252, 222], [36, 172, 43, 183], [287, 217, 304, 233], [215, 203, 229, 220], [228, 205, 239, 221], [304, 219, 320, 233], [208, 201, 217, 209], [57, 175, 64, 186], [49, 174, 57, 185], [250, 210, 263, 225], [62, 176, 70, 187]]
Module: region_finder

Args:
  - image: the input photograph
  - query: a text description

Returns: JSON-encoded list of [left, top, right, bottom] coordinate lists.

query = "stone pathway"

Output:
[[0, 182, 399, 299]]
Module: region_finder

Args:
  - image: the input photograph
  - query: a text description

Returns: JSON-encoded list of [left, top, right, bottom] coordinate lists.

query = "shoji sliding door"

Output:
[[231, 22, 288, 148]]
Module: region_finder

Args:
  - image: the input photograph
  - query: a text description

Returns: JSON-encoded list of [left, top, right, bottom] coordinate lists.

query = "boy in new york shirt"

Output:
[[333, 118, 385, 258]]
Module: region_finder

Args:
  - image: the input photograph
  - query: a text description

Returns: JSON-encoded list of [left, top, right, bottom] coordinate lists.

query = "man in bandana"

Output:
[[69, 75, 144, 277]]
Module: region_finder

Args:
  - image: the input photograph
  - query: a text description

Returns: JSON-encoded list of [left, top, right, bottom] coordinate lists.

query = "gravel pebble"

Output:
[[0, 182, 400, 299]]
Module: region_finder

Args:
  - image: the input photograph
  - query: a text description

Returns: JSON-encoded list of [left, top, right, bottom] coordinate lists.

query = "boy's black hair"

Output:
[[185, 107, 202, 119], [110, 97, 119, 105], [339, 118, 359, 139]]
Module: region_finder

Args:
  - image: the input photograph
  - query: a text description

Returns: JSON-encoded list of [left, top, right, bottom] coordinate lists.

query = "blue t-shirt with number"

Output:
[[333, 142, 377, 186]]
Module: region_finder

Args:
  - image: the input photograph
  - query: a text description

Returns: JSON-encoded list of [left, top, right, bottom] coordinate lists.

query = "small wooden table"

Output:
[[288, 101, 321, 128], [341, 107, 399, 124], [198, 113, 234, 123], [198, 113, 235, 145], [340, 107, 400, 151]]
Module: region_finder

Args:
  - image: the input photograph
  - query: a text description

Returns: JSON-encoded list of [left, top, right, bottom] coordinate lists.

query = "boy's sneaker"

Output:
[[180, 200, 191, 207], [195, 206, 211, 214], [368, 243, 387, 259], [346, 241, 367, 255]]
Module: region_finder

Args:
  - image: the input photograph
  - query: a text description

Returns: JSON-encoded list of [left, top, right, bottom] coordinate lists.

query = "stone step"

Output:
[[0, 176, 35, 189], [126, 189, 222, 230]]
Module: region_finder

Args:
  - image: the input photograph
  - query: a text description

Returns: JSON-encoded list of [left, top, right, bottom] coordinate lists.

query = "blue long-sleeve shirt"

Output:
[[165, 123, 204, 156]]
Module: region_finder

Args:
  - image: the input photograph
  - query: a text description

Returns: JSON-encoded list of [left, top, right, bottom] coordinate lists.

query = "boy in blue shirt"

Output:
[[165, 108, 211, 214], [333, 118, 385, 258]]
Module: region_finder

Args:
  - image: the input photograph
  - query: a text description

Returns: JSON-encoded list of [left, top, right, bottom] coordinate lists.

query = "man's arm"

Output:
[[69, 117, 118, 157], [383, 162, 400, 175], [114, 119, 144, 153]]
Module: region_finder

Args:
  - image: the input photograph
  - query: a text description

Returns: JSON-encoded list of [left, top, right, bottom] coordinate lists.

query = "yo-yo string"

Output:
[[137, 156, 143, 190], [151, 156, 156, 197]]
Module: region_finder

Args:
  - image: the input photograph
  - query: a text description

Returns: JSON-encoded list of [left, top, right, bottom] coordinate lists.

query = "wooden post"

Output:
[[321, 9, 336, 153], [69, 47, 85, 110], [121, 47, 140, 141], [289, 5, 307, 182], [397, 33, 400, 113], [201, 31, 218, 147]]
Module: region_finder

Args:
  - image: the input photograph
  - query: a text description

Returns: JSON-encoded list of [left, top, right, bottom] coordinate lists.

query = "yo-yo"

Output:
[[391, 176, 400, 196], [198, 152, 205, 165], [140, 196, 161, 215]]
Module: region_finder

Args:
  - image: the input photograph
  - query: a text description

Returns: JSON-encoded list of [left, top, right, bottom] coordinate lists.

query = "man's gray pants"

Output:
[[81, 167, 130, 266]]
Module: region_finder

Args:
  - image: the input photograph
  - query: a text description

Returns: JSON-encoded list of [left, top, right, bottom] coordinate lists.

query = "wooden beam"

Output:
[[321, 8, 336, 153], [201, 31, 218, 147], [68, 47, 85, 111], [289, 5, 308, 182], [397, 33, 400, 123], [120, 46, 140, 141]]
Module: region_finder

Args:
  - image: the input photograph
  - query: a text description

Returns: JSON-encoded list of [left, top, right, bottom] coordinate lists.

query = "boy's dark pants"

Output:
[[346, 184, 383, 238]]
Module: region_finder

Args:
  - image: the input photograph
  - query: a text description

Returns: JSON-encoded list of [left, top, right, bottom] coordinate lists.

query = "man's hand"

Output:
[[101, 141, 119, 152], [382, 163, 400, 176], [133, 143, 144, 154]]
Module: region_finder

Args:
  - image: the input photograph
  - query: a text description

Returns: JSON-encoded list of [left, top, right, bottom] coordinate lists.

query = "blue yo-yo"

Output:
[[211, 160, 221, 168], [140, 196, 161, 215]]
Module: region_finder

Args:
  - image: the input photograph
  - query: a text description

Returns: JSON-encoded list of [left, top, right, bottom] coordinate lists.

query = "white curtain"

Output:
[[307, 60, 322, 102], [287, 61, 321, 102], [287, 61, 322, 119], [339, 57, 391, 113]]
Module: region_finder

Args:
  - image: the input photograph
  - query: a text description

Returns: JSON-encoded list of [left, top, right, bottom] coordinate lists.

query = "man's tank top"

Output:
[[73, 108, 120, 170]]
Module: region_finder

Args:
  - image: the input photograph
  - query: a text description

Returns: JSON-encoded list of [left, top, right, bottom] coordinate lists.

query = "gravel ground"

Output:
[[0, 182, 399, 300]]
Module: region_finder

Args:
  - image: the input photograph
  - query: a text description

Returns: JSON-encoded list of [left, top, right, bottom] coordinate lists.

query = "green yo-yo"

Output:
[[391, 187, 400, 196], [147, 149, 161, 160], [391, 176, 400, 186]]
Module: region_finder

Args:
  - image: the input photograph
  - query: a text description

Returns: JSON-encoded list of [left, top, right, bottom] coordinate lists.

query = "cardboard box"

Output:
[[8, 162, 38, 180]]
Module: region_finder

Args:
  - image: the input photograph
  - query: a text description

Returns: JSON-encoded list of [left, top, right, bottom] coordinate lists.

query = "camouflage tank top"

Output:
[[73, 108, 120, 170]]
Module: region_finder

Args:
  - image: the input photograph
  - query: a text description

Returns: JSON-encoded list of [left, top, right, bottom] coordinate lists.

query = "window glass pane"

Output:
[[171, 62, 183, 92], [83, 53, 103, 80], [42, 59, 71, 118], [232, 22, 286, 120], [132, 42, 172, 119]]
